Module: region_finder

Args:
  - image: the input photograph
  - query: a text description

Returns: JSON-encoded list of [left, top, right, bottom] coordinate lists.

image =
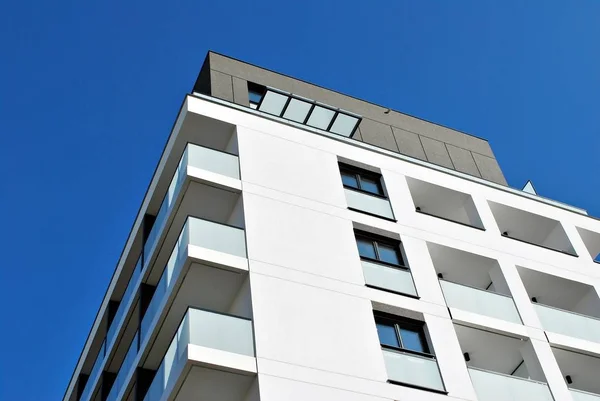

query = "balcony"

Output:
[[455, 324, 553, 401], [143, 308, 256, 401], [143, 143, 241, 268], [488, 201, 576, 255], [406, 177, 484, 229], [381, 348, 445, 392], [518, 267, 600, 344], [469, 367, 553, 401], [576, 227, 600, 263], [344, 188, 394, 220], [362, 260, 417, 297], [105, 331, 139, 401], [78, 256, 142, 401], [104, 213, 250, 401], [572, 390, 600, 401], [553, 347, 600, 401], [141, 216, 247, 343], [535, 305, 600, 344], [75, 142, 243, 401], [440, 280, 521, 324], [428, 243, 521, 324]]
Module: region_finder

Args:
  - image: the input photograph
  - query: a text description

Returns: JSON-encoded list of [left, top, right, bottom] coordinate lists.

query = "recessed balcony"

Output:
[[553, 347, 600, 401], [428, 243, 521, 324], [576, 227, 600, 263], [488, 201, 576, 255], [455, 325, 553, 401], [406, 177, 484, 229], [518, 267, 600, 344]]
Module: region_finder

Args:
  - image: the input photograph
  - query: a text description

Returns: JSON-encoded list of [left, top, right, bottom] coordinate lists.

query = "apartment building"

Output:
[[62, 52, 600, 401]]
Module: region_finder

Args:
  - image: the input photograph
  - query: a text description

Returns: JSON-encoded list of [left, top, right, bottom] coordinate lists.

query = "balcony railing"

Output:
[[143, 308, 254, 401], [534, 303, 600, 343], [106, 331, 140, 401], [362, 260, 417, 296], [571, 388, 600, 401], [440, 279, 522, 324], [143, 144, 240, 267], [344, 188, 394, 220], [382, 348, 445, 392], [141, 216, 247, 342], [107, 255, 142, 347], [468, 367, 553, 401], [78, 339, 105, 401]]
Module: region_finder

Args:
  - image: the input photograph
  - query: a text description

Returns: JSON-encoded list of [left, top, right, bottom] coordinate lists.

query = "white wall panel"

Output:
[[243, 193, 365, 284], [250, 273, 388, 381]]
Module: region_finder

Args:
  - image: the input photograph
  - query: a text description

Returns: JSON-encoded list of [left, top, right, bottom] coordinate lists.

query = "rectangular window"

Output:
[[339, 164, 384, 196], [248, 82, 266, 109], [249, 84, 361, 136], [375, 314, 430, 355], [355, 232, 406, 267]]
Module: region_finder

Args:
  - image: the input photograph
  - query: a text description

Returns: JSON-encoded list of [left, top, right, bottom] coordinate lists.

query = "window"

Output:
[[375, 315, 430, 355], [248, 82, 266, 109], [248, 83, 361, 137], [355, 232, 406, 267], [340, 164, 384, 196]]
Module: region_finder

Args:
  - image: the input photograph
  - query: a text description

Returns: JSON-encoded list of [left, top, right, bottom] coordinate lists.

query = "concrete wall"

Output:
[[182, 95, 600, 401], [63, 89, 600, 401], [195, 51, 507, 185]]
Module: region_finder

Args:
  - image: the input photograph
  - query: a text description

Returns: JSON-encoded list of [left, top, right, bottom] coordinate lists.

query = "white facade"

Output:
[[63, 92, 600, 401]]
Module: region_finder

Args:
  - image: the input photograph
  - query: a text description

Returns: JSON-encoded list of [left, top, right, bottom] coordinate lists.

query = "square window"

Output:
[[377, 323, 400, 348], [377, 243, 403, 266], [375, 315, 431, 356], [248, 82, 266, 106], [306, 106, 336, 130], [359, 176, 383, 196], [249, 90, 263, 105], [329, 113, 359, 137], [399, 327, 427, 353], [341, 171, 359, 189], [339, 164, 385, 197], [356, 237, 377, 259], [259, 91, 289, 116], [283, 98, 312, 123]]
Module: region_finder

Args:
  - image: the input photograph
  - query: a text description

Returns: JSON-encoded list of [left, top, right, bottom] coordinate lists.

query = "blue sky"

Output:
[[1, 1, 599, 400]]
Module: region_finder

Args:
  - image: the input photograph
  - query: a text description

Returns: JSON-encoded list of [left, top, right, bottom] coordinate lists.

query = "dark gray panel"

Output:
[[420, 137, 454, 169], [202, 52, 507, 184], [207, 54, 495, 156], [352, 125, 363, 141], [358, 119, 399, 152], [232, 77, 249, 106], [446, 145, 481, 178], [392, 127, 427, 161], [210, 70, 234, 102], [391, 117, 495, 158], [472, 153, 508, 185]]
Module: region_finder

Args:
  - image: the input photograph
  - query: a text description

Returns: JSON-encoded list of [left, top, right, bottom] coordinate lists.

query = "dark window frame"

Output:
[[249, 84, 361, 137], [339, 163, 386, 197], [355, 231, 408, 269], [248, 82, 267, 106], [375, 313, 433, 357]]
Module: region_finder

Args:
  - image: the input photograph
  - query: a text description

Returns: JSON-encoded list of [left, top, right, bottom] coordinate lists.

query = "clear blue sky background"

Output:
[[1, 1, 599, 400]]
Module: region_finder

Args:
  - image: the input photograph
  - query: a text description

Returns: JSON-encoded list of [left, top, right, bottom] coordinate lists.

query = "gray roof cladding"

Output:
[[194, 51, 506, 185]]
